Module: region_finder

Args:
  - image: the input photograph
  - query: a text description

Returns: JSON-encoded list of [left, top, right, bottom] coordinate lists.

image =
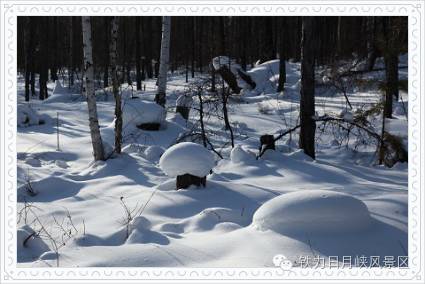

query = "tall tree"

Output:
[[109, 16, 122, 154], [50, 17, 58, 81], [277, 17, 286, 93], [68, 17, 75, 88], [38, 17, 49, 100], [103, 17, 110, 88], [299, 17, 317, 159], [155, 16, 171, 107], [24, 17, 35, 101], [145, 17, 153, 79], [82, 16, 105, 161], [383, 16, 399, 118], [135, 17, 142, 90]]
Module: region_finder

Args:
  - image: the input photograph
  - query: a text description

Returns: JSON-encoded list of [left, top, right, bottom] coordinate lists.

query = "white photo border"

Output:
[[0, 0, 423, 282]]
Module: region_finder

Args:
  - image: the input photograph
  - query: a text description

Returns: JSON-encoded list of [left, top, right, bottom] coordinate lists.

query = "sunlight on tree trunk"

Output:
[[155, 16, 171, 107], [82, 16, 105, 161]]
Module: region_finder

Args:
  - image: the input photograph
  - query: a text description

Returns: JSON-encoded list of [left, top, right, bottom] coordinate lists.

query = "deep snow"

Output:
[[16, 57, 408, 268], [159, 142, 215, 177]]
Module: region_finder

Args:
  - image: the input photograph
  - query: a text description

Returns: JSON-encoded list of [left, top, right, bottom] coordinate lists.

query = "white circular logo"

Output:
[[273, 254, 293, 270]]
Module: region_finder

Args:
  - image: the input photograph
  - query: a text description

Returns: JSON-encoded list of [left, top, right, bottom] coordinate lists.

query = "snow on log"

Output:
[[159, 142, 215, 189], [122, 99, 166, 129], [212, 57, 283, 96], [252, 190, 372, 234], [212, 56, 255, 94]]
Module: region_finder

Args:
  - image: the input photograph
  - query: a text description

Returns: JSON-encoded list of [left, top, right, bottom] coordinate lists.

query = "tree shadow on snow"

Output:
[[283, 218, 408, 265]]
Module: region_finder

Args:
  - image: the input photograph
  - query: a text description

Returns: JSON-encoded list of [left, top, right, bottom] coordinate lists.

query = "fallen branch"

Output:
[[258, 114, 407, 167]]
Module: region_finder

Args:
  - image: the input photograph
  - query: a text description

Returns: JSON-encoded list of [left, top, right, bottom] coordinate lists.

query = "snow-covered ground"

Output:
[[17, 58, 408, 268]]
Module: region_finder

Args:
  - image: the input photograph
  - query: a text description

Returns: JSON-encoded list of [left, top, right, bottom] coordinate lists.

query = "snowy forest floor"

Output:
[[17, 58, 408, 267]]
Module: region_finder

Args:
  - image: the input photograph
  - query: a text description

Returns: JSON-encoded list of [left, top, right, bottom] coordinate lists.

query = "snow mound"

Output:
[[159, 142, 215, 177], [160, 207, 247, 234], [17, 225, 50, 262], [230, 145, 255, 164], [55, 160, 69, 169], [247, 59, 280, 94], [287, 149, 314, 161], [18, 104, 40, 127], [122, 98, 166, 127], [122, 143, 144, 154], [144, 145, 164, 162], [252, 190, 372, 234], [126, 216, 169, 245]]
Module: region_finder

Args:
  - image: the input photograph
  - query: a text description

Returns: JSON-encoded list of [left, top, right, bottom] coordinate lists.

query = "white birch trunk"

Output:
[[82, 16, 105, 161], [109, 17, 122, 154], [155, 16, 171, 106]]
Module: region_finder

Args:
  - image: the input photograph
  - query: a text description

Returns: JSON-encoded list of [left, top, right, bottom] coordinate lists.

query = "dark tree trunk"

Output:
[[103, 17, 110, 89], [299, 17, 317, 160], [210, 64, 216, 92], [216, 65, 241, 94], [39, 17, 49, 100], [191, 17, 195, 78], [145, 17, 153, 79], [383, 17, 399, 118], [219, 17, 226, 55], [366, 17, 379, 71], [237, 69, 256, 89], [261, 17, 275, 62], [222, 88, 234, 148], [69, 17, 75, 88], [135, 17, 142, 90], [30, 70, 35, 97], [198, 92, 207, 147], [50, 17, 58, 82], [24, 17, 35, 101], [277, 18, 286, 93], [209, 19, 216, 92], [198, 17, 203, 73]]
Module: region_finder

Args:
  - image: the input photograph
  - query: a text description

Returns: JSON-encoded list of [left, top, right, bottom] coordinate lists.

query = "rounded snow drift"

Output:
[[144, 145, 164, 162], [230, 145, 255, 164], [122, 99, 166, 126], [159, 142, 215, 177], [252, 190, 372, 234]]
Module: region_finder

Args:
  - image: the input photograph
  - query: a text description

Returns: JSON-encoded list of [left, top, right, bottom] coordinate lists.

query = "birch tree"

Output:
[[82, 16, 105, 161], [109, 17, 122, 154], [299, 17, 317, 160], [155, 16, 171, 107]]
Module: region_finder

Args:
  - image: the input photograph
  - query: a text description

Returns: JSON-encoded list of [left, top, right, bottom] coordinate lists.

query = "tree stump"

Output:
[[259, 134, 276, 154], [176, 106, 190, 120], [176, 173, 206, 190]]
